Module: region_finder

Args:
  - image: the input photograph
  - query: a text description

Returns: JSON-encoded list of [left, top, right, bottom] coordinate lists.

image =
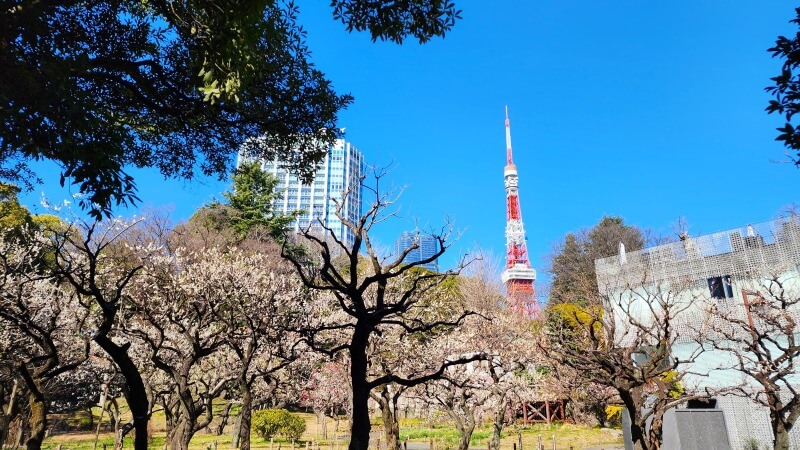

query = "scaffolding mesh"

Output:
[[595, 216, 800, 449], [596, 216, 800, 290]]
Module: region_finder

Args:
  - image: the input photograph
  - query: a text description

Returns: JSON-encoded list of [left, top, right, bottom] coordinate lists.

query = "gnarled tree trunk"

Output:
[[349, 325, 371, 450], [238, 382, 253, 450], [619, 390, 648, 450], [167, 413, 194, 450], [771, 412, 791, 450], [94, 335, 150, 450], [373, 386, 400, 450], [488, 399, 505, 450], [450, 410, 475, 450], [25, 390, 46, 450]]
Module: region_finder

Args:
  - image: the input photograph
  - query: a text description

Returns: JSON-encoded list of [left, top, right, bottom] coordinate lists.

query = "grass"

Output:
[[397, 423, 621, 450], [399, 426, 492, 445], [42, 409, 622, 450]]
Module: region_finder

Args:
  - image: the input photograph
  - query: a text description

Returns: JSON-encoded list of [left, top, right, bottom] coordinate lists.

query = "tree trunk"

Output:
[[376, 388, 400, 450], [618, 390, 648, 450], [94, 335, 150, 450], [93, 382, 110, 450], [0, 379, 18, 447], [26, 390, 46, 450], [12, 417, 24, 449], [232, 413, 242, 449], [349, 326, 371, 450], [107, 398, 122, 450], [647, 410, 665, 450], [238, 383, 253, 450], [772, 417, 791, 450], [167, 415, 193, 450], [216, 402, 233, 436], [488, 402, 504, 450], [453, 416, 474, 450], [316, 410, 328, 440]]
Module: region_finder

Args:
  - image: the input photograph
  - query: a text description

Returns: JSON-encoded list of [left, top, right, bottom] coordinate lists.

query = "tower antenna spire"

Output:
[[505, 105, 513, 165], [501, 107, 538, 317]]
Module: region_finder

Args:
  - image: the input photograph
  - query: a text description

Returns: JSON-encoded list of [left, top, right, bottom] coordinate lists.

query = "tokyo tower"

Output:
[[500, 107, 539, 317]]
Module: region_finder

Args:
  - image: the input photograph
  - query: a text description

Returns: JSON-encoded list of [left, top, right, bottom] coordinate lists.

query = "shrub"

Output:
[[252, 409, 307, 441], [283, 413, 306, 441], [742, 438, 762, 450], [605, 405, 623, 426], [252, 410, 283, 440]]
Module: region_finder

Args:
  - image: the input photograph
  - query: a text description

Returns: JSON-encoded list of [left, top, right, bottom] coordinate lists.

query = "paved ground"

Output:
[[403, 443, 429, 450], [400, 442, 624, 450]]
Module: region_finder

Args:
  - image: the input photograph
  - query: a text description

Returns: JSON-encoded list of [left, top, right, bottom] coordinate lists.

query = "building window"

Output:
[[707, 275, 733, 299]]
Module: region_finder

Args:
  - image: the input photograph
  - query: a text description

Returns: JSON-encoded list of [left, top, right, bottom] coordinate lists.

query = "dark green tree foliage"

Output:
[[0, 1, 461, 218], [221, 161, 295, 240], [331, 0, 461, 43], [767, 7, 800, 165], [548, 216, 644, 305]]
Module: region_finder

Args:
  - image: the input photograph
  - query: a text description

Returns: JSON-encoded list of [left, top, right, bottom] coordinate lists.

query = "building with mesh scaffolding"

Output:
[[595, 216, 800, 450]]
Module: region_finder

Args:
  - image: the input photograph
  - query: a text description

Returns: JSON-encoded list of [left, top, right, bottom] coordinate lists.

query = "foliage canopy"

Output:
[[767, 7, 800, 166], [0, 0, 461, 218], [548, 216, 644, 305]]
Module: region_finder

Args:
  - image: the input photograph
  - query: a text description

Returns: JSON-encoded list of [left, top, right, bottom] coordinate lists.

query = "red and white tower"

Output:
[[501, 107, 539, 317]]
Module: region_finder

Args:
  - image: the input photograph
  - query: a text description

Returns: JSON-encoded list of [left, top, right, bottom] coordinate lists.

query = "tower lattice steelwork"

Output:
[[500, 107, 539, 317]]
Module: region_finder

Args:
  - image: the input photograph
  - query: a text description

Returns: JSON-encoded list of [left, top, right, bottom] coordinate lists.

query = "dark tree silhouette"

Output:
[[282, 167, 483, 450], [767, 7, 800, 166], [547, 216, 644, 305]]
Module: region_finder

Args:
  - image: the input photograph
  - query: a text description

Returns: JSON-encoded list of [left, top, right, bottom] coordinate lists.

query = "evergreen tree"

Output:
[[223, 161, 296, 240], [548, 216, 644, 305]]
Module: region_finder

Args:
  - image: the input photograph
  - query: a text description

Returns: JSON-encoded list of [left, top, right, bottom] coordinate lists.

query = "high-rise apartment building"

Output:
[[395, 231, 439, 272], [250, 139, 364, 248]]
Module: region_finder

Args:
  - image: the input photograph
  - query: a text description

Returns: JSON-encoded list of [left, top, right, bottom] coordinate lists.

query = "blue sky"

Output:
[[19, 2, 800, 294]]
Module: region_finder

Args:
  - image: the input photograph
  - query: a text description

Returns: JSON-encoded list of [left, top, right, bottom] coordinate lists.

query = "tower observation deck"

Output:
[[501, 107, 539, 317]]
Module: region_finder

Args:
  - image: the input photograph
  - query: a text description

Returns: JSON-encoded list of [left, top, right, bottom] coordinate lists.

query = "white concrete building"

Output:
[[595, 217, 800, 449]]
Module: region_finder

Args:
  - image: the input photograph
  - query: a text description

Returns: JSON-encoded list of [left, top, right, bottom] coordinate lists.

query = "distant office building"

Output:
[[248, 139, 364, 248], [395, 231, 439, 272]]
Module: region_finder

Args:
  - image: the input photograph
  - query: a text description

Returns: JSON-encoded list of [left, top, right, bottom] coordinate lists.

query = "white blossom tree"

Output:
[[0, 229, 91, 450], [126, 244, 307, 450], [417, 250, 542, 450], [282, 168, 484, 450], [51, 217, 155, 449], [544, 277, 716, 450]]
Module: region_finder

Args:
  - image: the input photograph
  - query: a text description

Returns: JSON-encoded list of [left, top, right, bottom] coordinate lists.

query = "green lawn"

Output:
[[42, 411, 622, 450], [398, 422, 621, 450]]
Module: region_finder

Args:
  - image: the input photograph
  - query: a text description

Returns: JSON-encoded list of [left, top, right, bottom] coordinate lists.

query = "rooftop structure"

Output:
[[596, 216, 800, 292]]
